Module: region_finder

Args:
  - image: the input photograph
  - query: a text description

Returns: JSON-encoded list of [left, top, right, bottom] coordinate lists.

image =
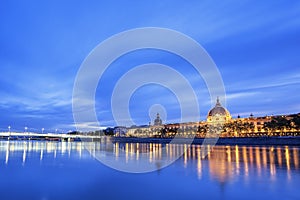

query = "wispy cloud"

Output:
[[226, 91, 260, 100]]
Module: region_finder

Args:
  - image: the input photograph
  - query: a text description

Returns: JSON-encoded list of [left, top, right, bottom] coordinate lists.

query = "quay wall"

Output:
[[111, 137, 300, 146]]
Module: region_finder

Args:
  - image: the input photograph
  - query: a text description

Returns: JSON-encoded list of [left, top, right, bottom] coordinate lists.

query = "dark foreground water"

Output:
[[0, 140, 299, 200]]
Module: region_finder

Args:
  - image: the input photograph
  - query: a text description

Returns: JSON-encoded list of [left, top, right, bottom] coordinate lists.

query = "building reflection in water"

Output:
[[106, 142, 299, 183], [0, 140, 299, 183]]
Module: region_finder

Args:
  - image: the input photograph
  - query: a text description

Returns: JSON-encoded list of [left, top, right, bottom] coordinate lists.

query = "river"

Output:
[[0, 140, 299, 200]]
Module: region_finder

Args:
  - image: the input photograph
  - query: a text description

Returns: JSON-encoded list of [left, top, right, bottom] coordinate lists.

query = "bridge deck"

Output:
[[0, 132, 98, 140]]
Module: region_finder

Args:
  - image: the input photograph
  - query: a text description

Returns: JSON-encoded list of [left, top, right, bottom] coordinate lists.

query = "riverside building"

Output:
[[114, 98, 300, 138]]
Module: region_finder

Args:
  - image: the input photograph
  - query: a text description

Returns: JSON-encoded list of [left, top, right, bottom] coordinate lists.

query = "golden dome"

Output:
[[207, 98, 231, 123]]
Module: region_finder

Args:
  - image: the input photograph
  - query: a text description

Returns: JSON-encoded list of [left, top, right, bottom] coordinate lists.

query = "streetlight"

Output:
[[25, 127, 28, 134], [42, 128, 45, 134], [55, 129, 58, 134], [8, 126, 11, 139]]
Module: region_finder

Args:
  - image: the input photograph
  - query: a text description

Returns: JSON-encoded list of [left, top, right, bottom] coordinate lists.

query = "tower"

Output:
[[154, 113, 162, 126]]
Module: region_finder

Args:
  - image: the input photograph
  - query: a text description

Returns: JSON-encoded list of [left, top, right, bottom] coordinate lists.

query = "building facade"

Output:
[[112, 98, 300, 138]]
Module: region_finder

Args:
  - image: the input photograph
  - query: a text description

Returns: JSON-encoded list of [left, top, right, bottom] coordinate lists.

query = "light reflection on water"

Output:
[[92, 141, 299, 179], [0, 140, 300, 200], [1, 140, 299, 180]]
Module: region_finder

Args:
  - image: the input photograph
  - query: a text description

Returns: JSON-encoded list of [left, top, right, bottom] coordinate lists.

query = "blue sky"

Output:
[[1, 0, 300, 132]]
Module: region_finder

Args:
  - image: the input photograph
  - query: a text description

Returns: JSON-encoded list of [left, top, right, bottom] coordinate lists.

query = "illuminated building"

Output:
[[207, 97, 232, 124], [154, 113, 162, 126], [113, 98, 300, 138]]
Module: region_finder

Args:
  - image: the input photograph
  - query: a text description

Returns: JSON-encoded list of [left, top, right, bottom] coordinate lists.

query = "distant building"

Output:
[[154, 113, 162, 126], [207, 97, 232, 124], [112, 98, 300, 138], [113, 126, 127, 137]]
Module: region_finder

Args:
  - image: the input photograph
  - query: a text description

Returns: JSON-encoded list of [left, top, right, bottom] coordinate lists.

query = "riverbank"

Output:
[[111, 136, 300, 146]]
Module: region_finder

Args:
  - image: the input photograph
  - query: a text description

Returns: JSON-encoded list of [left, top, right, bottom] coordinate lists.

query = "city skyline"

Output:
[[1, 1, 300, 131]]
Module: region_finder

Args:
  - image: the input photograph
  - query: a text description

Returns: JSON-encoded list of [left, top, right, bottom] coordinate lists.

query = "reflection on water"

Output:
[[205, 145, 299, 183], [92, 141, 299, 179], [1, 140, 299, 183], [0, 140, 84, 165]]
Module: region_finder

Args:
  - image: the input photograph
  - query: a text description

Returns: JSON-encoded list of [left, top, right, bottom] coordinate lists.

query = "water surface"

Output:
[[0, 140, 299, 200]]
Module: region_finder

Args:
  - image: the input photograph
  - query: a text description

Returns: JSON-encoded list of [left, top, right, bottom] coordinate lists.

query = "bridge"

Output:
[[0, 132, 100, 141]]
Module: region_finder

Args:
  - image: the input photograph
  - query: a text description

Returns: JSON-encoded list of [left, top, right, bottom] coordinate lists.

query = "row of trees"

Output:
[[263, 114, 300, 132]]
